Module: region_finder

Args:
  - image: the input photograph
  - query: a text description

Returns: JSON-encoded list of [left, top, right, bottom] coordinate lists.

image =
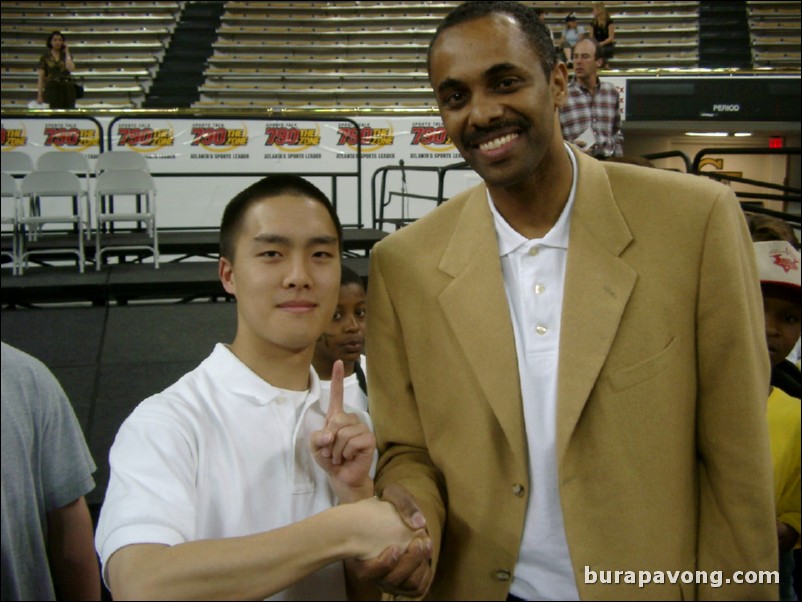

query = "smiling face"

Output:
[[429, 13, 568, 192], [219, 194, 341, 359]]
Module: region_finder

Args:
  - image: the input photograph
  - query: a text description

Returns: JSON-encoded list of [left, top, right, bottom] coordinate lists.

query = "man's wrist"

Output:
[[337, 482, 375, 504]]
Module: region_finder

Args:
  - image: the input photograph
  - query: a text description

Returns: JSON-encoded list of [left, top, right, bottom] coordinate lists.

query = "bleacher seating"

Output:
[[748, 1, 801, 69], [196, 1, 704, 110], [1, 1, 799, 111], [0, 1, 182, 109]]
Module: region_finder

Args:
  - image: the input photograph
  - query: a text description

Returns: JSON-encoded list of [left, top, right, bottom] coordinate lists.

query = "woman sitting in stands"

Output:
[[37, 31, 76, 109], [590, 2, 616, 67]]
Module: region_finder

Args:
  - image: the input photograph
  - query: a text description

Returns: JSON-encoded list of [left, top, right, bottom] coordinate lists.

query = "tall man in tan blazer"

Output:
[[365, 2, 777, 599]]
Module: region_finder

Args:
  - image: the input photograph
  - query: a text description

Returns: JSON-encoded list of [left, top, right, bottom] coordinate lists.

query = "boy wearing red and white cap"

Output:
[[753, 239, 800, 601]]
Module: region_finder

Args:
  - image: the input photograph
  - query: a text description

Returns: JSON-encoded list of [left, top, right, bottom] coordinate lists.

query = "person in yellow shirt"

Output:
[[753, 239, 801, 601]]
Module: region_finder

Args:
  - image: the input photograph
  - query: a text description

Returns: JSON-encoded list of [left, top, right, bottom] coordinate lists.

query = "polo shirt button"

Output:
[[534, 284, 545, 295], [535, 325, 548, 335], [512, 483, 525, 497], [528, 246, 540, 257], [495, 569, 512, 581]]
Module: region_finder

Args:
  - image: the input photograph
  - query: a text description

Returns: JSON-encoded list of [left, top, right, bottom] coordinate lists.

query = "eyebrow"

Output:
[[252, 233, 338, 247], [436, 62, 521, 95]]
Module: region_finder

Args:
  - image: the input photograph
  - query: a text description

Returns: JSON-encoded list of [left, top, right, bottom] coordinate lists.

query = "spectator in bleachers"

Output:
[[559, 38, 623, 159], [37, 31, 77, 109], [314, 265, 369, 414], [558, 14, 585, 66], [1, 342, 100, 601], [94, 175, 424, 601], [590, 2, 615, 67], [363, 1, 777, 599]]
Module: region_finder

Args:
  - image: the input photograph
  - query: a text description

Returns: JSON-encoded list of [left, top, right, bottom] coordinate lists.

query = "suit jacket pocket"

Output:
[[608, 337, 680, 392]]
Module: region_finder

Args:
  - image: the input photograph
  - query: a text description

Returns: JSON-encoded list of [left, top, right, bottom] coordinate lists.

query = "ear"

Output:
[[219, 256, 236, 297], [551, 62, 569, 108]]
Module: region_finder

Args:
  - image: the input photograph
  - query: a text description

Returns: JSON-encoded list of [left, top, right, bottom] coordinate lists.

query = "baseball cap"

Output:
[[753, 240, 801, 290], [565, 14, 577, 22]]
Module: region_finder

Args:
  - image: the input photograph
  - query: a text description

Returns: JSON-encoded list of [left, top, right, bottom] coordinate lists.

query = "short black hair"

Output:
[[219, 174, 342, 261], [428, 1, 557, 78], [340, 265, 365, 290]]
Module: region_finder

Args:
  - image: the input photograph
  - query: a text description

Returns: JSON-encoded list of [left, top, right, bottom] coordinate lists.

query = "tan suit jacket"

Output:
[[367, 150, 777, 600]]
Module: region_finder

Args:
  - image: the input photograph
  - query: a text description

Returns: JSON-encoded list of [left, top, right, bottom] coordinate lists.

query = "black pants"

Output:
[[44, 79, 76, 109]]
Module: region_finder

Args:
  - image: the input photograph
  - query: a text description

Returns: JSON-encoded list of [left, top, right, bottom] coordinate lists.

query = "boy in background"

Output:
[[754, 239, 801, 601], [314, 265, 369, 413]]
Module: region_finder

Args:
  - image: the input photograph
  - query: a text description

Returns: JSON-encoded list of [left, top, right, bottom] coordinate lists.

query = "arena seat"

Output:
[[748, 1, 801, 68]]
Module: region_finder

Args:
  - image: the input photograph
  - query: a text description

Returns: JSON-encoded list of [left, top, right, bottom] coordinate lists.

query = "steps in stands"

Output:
[[699, 0, 752, 68], [144, 1, 227, 108]]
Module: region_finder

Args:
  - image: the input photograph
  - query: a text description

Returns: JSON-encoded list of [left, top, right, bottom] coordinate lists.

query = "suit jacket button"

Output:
[[494, 569, 512, 581], [512, 483, 525, 497]]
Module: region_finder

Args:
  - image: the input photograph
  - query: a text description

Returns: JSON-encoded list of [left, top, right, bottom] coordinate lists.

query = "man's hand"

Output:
[[350, 484, 434, 597], [311, 360, 375, 501]]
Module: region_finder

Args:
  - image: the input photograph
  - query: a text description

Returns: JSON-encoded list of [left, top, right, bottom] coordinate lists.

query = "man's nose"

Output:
[[469, 91, 504, 128]]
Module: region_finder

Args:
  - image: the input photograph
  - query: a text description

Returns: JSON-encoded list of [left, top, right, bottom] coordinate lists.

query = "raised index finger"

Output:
[[327, 359, 345, 421]]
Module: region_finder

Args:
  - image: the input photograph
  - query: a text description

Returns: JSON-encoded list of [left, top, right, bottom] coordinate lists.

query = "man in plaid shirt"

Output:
[[559, 38, 623, 159]]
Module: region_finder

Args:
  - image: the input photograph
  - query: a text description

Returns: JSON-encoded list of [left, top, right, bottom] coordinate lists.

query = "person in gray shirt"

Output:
[[1, 342, 99, 601]]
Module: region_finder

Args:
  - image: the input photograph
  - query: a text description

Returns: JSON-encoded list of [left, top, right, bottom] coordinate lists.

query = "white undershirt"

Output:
[[488, 144, 580, 600]]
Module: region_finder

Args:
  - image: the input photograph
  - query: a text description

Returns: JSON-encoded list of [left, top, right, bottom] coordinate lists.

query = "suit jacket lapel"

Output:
[[556, 152, 636, 464], [438, 185, 528, 467]]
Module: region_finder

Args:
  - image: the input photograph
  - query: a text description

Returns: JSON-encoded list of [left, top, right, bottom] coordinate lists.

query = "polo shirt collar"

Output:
[[488, 142, 579, 257], [209, 343, 320, 408]]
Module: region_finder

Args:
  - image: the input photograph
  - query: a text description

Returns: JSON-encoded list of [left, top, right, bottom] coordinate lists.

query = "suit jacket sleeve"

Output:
[[367, 242, 447, 574], [693, 185, 777, 599]]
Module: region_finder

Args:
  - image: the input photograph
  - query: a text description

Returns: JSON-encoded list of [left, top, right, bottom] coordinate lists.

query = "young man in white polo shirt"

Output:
[[95, 175, 423, 600]]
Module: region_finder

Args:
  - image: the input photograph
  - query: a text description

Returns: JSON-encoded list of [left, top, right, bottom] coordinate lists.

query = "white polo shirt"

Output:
[[489, 144, 580, 600], [96, 343, 371, 601]]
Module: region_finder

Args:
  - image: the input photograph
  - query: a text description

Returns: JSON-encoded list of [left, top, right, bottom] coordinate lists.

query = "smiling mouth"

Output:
[[478, 132, 519, 152]]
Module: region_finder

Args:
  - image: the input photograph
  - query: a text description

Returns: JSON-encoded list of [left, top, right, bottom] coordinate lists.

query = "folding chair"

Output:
[[1, 171, 22, 274], [18, 170, 87, 274], [95, 151, 150, 223], [94, 169, 159, 270], [36, 151, 93, 237], [0, 151, 34, 176], [1, 153, 36, 235], [95, 151, 149, 174]]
